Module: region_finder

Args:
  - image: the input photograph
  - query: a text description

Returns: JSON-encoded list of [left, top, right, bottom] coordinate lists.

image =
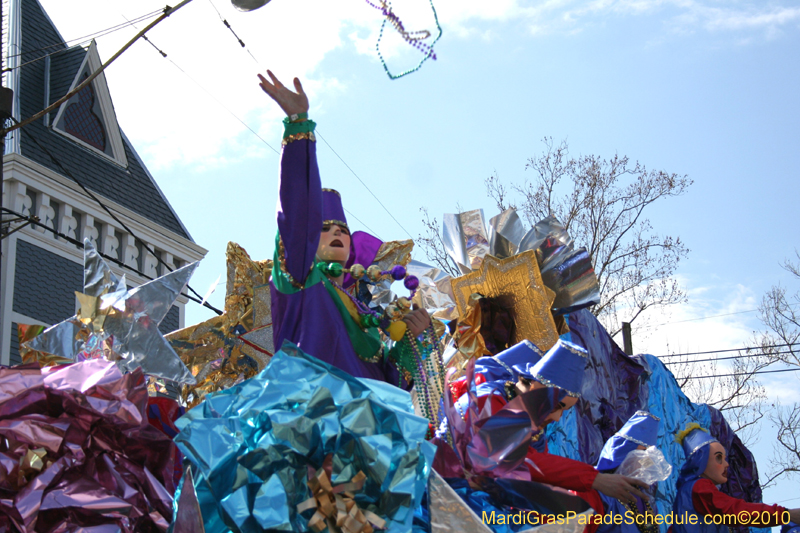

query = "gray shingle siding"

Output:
[[9, 323, 22, 366], [12, 239, 82, 325], [159, 305, 180, 336], [17, 0, 192, 241]]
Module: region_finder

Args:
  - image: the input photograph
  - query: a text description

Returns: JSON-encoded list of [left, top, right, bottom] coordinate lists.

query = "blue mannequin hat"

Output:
[[677, 423, 717, 458], [528, 339, 588, 397], [596, 411, 661, 471], [675, 423, 719, 489], [473, 340, 544, 384]]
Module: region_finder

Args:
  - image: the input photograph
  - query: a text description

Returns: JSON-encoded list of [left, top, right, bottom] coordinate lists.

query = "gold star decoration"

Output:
[[450, 250, 559, 353], [165, 242, 273, 407]]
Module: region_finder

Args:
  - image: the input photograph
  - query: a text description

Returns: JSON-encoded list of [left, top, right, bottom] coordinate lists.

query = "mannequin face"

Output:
[[702, 442, 729, 485], [519, 380, 578, 424], [317, 223, 351, 264]]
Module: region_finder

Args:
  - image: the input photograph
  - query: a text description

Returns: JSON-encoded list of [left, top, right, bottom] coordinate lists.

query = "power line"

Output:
[[663, 349, 799, 366], [640, 302, 800, 330], [15, 120, 221, 314], [2, 9, 163, 73], [198, 5, 416, 241], [315, 130, 414, 240], [657, 342, 799, 359], [1, 207, 221, 313], [684, 367, 800, 380]]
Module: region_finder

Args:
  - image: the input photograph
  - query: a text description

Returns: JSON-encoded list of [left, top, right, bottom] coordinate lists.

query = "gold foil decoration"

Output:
[[166, 242, 274, 408], [373, 239, 414, 270], [451, 251, 559, 353], [446, 293, 490, 379], [297, 459, 385, 533]]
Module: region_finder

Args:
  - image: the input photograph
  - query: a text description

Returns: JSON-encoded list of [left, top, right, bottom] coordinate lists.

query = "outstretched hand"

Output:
[[591, 473, 648, 503], [257, 70, 309, 118]]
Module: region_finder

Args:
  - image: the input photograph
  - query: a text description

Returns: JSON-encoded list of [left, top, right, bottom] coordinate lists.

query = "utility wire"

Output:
[[663, 349, 798, 366], [2, 8, 163, 66], [657, 342, 799, 359], [200, 4, 415, 241], [205, 0, 265, 69], [640, 302, 800, 330], [15, 120, 222, 314], [684, 367, 800, 380], [1, 207, 221, 313], [316, 130, 414, 240]]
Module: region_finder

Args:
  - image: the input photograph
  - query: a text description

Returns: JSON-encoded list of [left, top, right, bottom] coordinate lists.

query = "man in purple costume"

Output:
[[258, 71, 430, 385]]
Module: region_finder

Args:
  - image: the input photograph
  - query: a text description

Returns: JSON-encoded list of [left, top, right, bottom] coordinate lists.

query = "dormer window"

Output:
[[52, 41, 127, 167], [62, 73, 106, 152]]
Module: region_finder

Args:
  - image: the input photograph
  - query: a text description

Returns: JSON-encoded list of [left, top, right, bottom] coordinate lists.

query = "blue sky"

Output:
[[39, 0, 800, 508]]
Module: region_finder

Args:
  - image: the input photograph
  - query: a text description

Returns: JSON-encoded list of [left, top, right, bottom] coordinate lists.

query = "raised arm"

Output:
[[258, 71, 320, 286]]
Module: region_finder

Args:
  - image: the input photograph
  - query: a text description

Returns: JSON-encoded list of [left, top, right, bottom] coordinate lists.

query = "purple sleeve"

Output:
[[276, 138, 322, 284]]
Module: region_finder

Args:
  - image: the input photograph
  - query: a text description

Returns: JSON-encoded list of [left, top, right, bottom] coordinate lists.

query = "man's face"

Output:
[[317, 223, 351, 264], [519, 380, 579, 425], [702, 442, 729, 485]]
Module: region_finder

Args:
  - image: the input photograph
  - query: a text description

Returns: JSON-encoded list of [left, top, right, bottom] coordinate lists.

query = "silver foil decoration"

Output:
[[22, 239, 198, 385], [23, 318, 85, 361], [104, 262, 199, 384], [488, 208, 526, 259], [407, 259, 455, 313], [230, 0, 271, 11], [518, 216, 600, 315], [443, 210, 490, 274], [429, 470, 492, 533]]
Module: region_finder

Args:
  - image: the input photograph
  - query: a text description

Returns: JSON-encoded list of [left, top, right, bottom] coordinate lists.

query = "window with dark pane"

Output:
[[63, 74, 106, 151]]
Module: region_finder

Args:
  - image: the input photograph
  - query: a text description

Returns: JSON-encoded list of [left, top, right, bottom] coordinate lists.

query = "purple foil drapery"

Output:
[[562, 309, 650, 465]]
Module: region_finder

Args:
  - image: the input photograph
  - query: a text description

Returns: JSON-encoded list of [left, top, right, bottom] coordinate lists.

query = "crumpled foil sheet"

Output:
[[434, 360, 557, 481], [488, 209, 527, 260], [173, 341, 435, 532], [167, 242, 273, 408], [22, 239, 198, 385], [445, 293, 490, 379], [365, 239, 415, 311], [18, 324, 71, 367], [0, 359, 179, 532], [443, 210, 490, 274], [441, 210, 600, 316], [407, 260, 457, 319], [517, 216, 600, 315]]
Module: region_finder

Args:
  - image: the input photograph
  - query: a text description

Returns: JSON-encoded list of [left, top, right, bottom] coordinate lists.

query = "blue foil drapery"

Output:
[[173, 342, 435, 532]]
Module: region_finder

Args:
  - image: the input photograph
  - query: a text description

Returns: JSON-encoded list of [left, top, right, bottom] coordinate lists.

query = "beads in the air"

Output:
[[397, 297, 411, 310]]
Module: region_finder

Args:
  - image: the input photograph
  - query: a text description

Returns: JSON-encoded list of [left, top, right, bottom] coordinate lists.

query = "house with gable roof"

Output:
[[1, 0, 207, 365]]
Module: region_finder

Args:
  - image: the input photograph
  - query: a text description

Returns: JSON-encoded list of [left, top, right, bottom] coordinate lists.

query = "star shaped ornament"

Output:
[[22, 239, 198, 384], [165, 242, 273, 407], [451, 250, 560, 352]]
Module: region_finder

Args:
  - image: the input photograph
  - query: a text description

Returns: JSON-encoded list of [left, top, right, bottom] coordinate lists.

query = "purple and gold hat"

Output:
[[322, 188, 348, 232]]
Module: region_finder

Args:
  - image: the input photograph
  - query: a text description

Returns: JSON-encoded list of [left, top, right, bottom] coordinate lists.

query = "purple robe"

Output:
[[270, 133, 400, 385]]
